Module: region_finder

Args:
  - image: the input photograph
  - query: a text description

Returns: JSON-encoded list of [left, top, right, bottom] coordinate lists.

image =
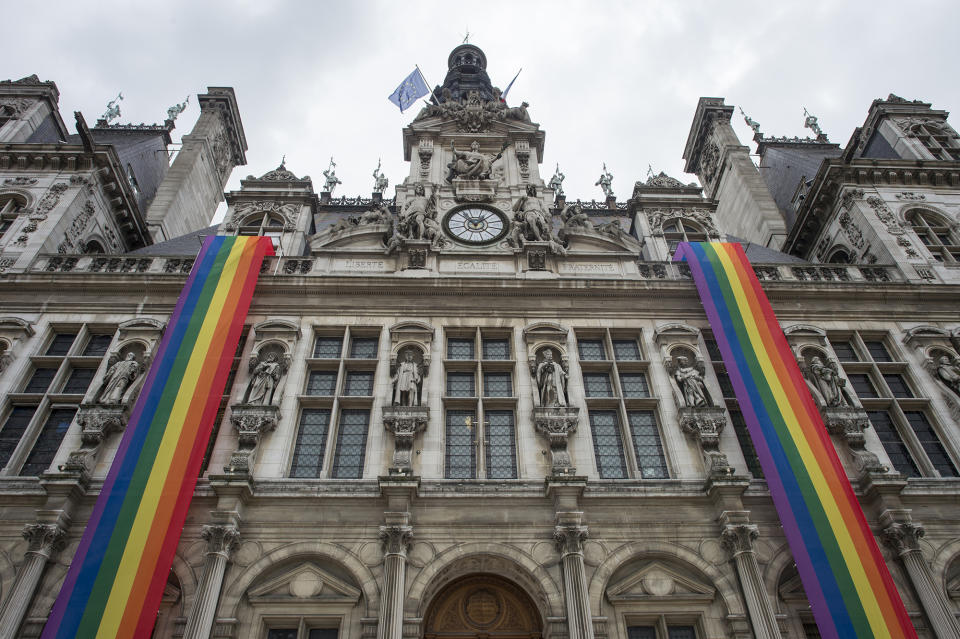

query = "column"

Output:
[[377, 525, 413, 639], [883, 521, 960, 639], [721, 524, 781, 639], [554, 524, 594, 639], [0, 524, 65, 639], [182, 524, 240, 639]]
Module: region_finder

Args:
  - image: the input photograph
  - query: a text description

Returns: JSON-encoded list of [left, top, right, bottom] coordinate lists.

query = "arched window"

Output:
[[909, 122, 960, 161], [238, 212, 284, 254], [824, 247, 852, 264], [905, 209, 960, 263], [83, 240, 105, 254], [0, 194, 26, 240], [663, 219, 707, 256]]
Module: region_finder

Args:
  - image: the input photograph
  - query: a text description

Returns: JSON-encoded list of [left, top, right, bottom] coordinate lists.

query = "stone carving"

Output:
[[446, 141, 504, 182], [838, 211, 865, 249], [821, 406, 887, 473], [753, 266, 781, 281], [534, 406, 580, 476], [803, 107, 827, 140], [865, 196, 904, 234], [559, 202, 593, 234], [163, 258, 194, 273], [882, 521, 924, 554], [534, 348, 568, 407], [0, 97, 36, 119], [414, 86, 531, 133], [23, 523, 66, 556], [739, 107, 762, 137], [382, 406, 428, 475], [935, 354, 960, 398], [356, 203, 391, 226], [253, 160, 306, 183], [548, 164, 565, 197], [224, 404, 279, 475], [96, 352, 143, 404], [201, 524, 241, 556], [721, 523, 758, 555], [699, 141, 720, 186], [100, 92, 123, 124], [392, 349, 423, 406], [19, 181, 68, 244], [896, 192, 925, 201], [642, 171, 695, 189], [408, 248, 427, 268], [679, 406, 732, 476], [3, 176, 37, 186], [804, 356, 848, 407], [595, 163, 614, 198], [506, 101, 531, 123], [379, 524, 413, 556], [322, 157, 341, 194], [385, 183, 445, 253], [417, 139, 433, 179], [0, 341, 11, 373], [892, 116, 950, 137], [372, 158, 389, 194], [673, 356, 712, 407], [554, 524, 588, 555], [60, 404, 128, 475], [243, 350, 289, 405], [646, 208, 718, 238], [166, 95, 189, 122], [595, 219, 628, 241], [508, 186, 565, 255], [57, 201, 97, 254], [527, 249, 546, 270]]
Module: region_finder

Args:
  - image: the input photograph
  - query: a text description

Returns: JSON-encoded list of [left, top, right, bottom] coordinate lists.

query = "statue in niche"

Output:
[[536, 349, 568, 407], [674, 355, 712, 407], [96, 352, 142, 404], [936, 355, 960, 397], [244, 351, 286, 405], [391, 349, 423, 406], [807, 356, 848, 407], [446, 140, 505, 182]]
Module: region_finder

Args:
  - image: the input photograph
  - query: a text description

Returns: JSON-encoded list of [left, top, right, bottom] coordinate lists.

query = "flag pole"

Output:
[[416, 64, 440, 106]]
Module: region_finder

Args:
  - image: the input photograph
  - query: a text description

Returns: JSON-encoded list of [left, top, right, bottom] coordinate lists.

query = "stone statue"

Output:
[[372, 159, 389, 194], [803, 107, 825, 138], [936, 355, 960, 397], [166, 95, 189, 122], [808, 356, 847, 407], [244, 352, 285, 405], [595, 219, 627, 240], [548, 164, 565, 197], [97, 352, 142, 404], [511, 185, 552, 243], [399, 183, 437, 240], [739, 106, 761, 136], [536, 350, 568, 407], [560, 202, 592, 232], [392, 350, 422, 406], [446, 141, 504, 182], [101, 92, 123, 124], [358, 203, 391, 226], [674, 356, 712, 407], [322, 157, 342, 194], [505, 101, 531, 123], [595, 163, 614, 198]]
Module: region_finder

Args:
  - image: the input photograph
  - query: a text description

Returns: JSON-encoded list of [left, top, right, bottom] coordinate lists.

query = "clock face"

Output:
[[443, 206, 508, 245]]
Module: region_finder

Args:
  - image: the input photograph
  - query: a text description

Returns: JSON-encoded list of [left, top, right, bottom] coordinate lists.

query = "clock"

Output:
[[443, 205, 508, 245]]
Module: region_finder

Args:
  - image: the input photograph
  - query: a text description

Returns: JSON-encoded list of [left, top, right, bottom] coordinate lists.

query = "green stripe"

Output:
[[76, 238, 235, 634], [703, 247, 873, 635]]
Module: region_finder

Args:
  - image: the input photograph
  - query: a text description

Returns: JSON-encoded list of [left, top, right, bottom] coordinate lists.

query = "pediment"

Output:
[[523, 322, 568, 340], [248, 562, 361, 603], [606, 561, 715, 602], [783, 324, 827, 337]]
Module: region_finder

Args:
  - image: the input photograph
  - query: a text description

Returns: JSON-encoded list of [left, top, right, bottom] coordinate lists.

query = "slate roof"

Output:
[[129, 225, 218, 256]]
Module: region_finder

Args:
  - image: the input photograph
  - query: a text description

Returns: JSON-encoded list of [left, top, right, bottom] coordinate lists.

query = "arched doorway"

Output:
[[424, 573, 542, 639]]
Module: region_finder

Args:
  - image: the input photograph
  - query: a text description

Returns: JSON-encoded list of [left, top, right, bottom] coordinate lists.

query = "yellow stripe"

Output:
[[95, 241, 247, 638], [712, 247, 891, 639]]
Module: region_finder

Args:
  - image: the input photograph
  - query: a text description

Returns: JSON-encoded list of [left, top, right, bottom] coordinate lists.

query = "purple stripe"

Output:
[[44, 238, 215, 630]]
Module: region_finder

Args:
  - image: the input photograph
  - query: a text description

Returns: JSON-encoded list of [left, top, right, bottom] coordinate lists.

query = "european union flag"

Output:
[[388, 68, 429, 113]]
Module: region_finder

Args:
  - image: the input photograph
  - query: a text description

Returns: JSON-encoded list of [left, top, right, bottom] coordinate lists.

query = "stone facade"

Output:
[[1, 49, 960, 639]]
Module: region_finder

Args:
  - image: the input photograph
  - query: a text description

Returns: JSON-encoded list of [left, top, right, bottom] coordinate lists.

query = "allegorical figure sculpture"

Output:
[[536, 350, 568, 407], [97, 352, 142, 404], [936, 355, 960, 397], [322, 157, 342, 194], [511, 184, 552, 243], [245, 352, 284, 405], [399, 183, 436, 240], [595, 163, 614, 198], [809, 356, 847, 407], [674, 356, 712, 407], [392, 350, 422, 406], [101, 92, 123, 124], [372, 158, 389, 194], [166, 95, 189, 122], [548, 163, 565, 197], [446, 141, 504, 182]]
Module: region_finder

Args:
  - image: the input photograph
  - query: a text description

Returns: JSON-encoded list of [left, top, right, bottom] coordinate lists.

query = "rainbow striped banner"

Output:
[[44, 236, 273, 639], [674, 242, 916, 639]]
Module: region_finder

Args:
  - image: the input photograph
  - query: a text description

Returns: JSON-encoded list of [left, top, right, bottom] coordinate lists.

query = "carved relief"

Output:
[[0, 97, 36, 118], [201, 524, 241, 557], [224, 404, 279, 475], [646, 207, 719, 238], [698, 141, 720, 187], [225, 201, 300, 232], [865, 196, 905, 234], [534, 404, 580, 476], [838, 211, 865, 249], [22, 523, 66, 558], [382, 405, 428, 475]]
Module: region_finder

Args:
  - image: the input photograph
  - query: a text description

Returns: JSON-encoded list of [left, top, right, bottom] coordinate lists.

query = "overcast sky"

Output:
[[7, 1, 960, 216]]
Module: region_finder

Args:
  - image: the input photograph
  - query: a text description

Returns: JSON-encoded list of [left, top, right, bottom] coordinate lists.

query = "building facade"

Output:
[[1, 45, 960, 639]]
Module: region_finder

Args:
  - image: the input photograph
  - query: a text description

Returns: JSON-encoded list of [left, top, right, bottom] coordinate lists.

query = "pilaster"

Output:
[[719, 513, 780, 639], [182, 524, 241, 639], [0, 524, 66, 639], [554, 515, 594, 639]]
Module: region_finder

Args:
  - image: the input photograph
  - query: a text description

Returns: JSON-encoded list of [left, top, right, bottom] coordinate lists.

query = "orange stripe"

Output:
[[723, 245, 907, 632], [114, 239, 258, 637]]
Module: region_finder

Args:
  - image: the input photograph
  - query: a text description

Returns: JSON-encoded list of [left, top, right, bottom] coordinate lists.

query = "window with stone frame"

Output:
[[908, 121, 960, 161], [830, 332, 958, 478], [627, 624, 698, 639], [905, 209, 960, 264], [663, 218, 707, 257], [703, 334, 763, 478], [443, 329, 517, 479], [0, 193, 26, 240], [577, 329, 668, 479], [237, 211, 285, 255], [291, 327, 379, 478], [1, 325, 116, 475], [265, 624, 340, 639]]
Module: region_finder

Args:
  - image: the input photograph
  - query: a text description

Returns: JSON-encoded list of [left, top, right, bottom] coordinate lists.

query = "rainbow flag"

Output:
[[44, 236, 273, 639], [674, 242, 916, 639]]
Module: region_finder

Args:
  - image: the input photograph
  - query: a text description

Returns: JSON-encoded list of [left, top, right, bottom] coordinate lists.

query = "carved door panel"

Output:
[[424, 574, 542, 639]]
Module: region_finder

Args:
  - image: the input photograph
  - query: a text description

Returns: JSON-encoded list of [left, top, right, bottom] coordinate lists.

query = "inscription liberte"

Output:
[[341, 259, 385, 270]]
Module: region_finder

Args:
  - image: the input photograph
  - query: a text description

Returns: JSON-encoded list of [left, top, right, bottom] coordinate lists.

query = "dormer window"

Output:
[[905, 209, 960, 263], [0, 194, 26, 240], [909, 122, 960, 161], [238, 212, 284, 255], [663, 219, 707, 257]]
